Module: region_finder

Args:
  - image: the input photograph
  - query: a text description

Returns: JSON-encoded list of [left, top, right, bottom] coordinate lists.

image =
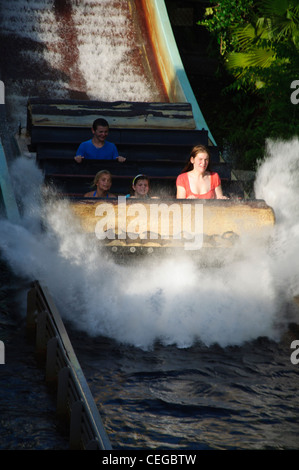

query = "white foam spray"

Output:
[[254, 138, 299, 305], [1, 141, 298, 350]]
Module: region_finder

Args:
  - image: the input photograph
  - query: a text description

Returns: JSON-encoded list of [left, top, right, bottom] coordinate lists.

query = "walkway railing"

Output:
[[27, 280, 112, 450]]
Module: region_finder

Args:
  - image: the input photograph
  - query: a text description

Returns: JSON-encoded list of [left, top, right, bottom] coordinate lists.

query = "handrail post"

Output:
[[69, 400, 84, 450], [26, 286, 37, 332], [46, 336, 58, 383], [57, 366, 70, 418], [36, 310, 47, 355]]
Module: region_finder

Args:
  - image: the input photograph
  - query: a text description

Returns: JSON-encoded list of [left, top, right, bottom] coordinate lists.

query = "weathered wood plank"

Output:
[[27, 99, 196, 129]]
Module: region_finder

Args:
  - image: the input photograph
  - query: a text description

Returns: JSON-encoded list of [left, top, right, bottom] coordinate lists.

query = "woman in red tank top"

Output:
[[176, 144, 227, 199]]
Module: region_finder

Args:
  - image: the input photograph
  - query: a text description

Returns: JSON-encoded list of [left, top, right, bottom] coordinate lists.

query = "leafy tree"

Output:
[[226, 0, 299, 84], [198, 0, 255, 55], [198, 0, 299, 170]]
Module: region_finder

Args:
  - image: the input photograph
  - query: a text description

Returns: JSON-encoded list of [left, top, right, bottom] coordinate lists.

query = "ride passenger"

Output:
[[176, 144, 227, 199], [84, 170, 116, 198], [126, 174, 151, 198], [74, 118, 126, 163]]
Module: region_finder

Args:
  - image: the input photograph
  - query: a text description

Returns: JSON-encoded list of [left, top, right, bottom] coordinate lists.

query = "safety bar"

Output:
[[27, 280, 112, 450]]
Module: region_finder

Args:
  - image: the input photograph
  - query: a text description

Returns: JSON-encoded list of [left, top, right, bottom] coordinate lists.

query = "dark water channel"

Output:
[[2, 258, 299, 450]]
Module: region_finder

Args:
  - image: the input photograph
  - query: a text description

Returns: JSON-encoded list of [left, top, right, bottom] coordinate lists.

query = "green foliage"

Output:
[[198, 0, 299, 169], [198, 0, 255, 54]]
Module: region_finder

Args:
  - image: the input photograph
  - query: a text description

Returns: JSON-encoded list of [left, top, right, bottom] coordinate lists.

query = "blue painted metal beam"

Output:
[[147, 0, 216, 145], [0, 138, 20, 224]]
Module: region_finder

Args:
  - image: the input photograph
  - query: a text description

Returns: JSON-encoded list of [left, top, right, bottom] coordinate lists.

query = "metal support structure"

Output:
[[0, 138, 20, 224], [26, 280, 112, 450], [0, 80, 21, 224]]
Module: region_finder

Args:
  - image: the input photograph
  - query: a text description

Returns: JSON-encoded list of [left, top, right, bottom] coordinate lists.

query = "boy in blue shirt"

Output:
[[74, 118, 126, 163]]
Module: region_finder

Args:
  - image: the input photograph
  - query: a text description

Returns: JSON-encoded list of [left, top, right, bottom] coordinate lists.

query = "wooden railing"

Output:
[[27, 280, 112, 450]]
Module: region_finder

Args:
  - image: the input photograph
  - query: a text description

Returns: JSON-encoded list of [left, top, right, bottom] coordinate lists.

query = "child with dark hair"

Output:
[[126, 174, 150, 198]]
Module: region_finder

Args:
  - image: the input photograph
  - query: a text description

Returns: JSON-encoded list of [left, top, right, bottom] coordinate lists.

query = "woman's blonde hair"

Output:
[[91, 170, 112, 187]]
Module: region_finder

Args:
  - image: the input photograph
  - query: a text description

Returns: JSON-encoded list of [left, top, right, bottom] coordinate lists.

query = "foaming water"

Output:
[[254, 138, 299, 303], [1, 140, 299, 351]]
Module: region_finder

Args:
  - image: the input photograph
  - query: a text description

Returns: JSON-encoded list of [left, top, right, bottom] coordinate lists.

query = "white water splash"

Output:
[[71, 0, 154, 101], [1, 141, 298, 350], [254, 138, 299, 305]]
